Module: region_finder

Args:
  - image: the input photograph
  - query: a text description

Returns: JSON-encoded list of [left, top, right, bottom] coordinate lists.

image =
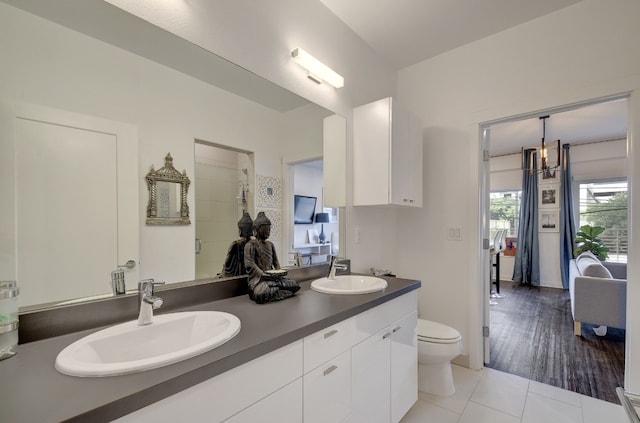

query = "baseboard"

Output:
[[452, 354, 470, 368]]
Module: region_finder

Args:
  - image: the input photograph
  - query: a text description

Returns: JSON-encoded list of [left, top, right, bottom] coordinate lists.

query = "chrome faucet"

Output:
[[327, 256, 348, 280], [138, 279, 165, 326]]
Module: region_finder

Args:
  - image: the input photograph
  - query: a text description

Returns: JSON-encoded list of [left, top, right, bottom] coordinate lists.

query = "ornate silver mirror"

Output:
[[146, 153, 191, 225]]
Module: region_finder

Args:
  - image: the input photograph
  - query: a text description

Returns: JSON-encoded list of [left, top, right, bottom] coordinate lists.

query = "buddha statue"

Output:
[[244, 211, 300, 304], [221, 211, 253, 277]]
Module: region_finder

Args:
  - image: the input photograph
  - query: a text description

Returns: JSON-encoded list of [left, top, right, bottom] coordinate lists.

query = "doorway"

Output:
[[194, 141, 254, 279], [481, 96, 629, 402], [288, 159, 339, 267]]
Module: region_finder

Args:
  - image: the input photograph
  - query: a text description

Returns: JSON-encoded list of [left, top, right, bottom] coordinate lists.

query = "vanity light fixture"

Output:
[[521, 115, 560, 179], [291, 47, 344, 88]]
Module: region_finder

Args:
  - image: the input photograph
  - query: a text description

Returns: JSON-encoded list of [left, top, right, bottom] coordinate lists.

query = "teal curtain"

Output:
[[513, 149, 540, 285], [560, 144, 576, 289]]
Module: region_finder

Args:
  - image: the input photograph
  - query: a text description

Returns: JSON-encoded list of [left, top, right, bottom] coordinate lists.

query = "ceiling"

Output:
[[488, 98, 628, 157], [319, 0, 584, 69], [3, 0, 628, 154], [318, 0, 627, 155]]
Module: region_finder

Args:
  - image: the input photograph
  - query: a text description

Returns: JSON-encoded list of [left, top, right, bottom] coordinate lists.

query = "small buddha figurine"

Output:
[[221, 211, 253, 277], [244, 211, 300, 304]]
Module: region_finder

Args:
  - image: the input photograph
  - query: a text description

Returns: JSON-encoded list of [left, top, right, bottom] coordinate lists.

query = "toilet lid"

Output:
[[417, 319, 461, 344]]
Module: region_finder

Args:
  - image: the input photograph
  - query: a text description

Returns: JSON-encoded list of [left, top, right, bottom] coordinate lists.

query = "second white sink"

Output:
[[311, 275, 388, 295], [55, 311, 241, 377]]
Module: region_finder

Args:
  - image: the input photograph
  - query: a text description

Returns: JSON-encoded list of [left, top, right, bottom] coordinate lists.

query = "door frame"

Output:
[[477, 93, 631, 368]]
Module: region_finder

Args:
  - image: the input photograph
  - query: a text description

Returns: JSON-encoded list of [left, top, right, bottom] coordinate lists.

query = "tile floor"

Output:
[[400, 364, 628, 423]]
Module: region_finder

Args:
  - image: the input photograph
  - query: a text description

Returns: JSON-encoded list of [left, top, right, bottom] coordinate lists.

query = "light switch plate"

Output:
[[447, 227, 463, 241]]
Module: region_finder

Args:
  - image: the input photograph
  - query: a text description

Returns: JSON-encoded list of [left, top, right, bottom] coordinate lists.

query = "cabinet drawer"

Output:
[[224, 378, 302, 423], [304, 318, 355, 373], [354, 291, 417, 343], [303, 350, 351, 423]]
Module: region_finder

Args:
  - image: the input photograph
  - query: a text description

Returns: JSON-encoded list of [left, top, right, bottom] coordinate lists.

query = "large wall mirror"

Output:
[[0, 0, 346, 311]]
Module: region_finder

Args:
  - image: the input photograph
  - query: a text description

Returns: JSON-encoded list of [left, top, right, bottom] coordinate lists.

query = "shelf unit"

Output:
[[291, 243, 332, 265]]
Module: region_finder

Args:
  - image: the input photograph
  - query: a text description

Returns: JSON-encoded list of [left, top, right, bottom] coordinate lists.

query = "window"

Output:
[[577, 180, 628, 262], [490, 191, 522, 240]]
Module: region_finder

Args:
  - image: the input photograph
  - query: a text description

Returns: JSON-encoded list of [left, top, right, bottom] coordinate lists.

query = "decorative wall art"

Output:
[[539, 184, 560, 208], [307, 229, 319, 244], [256, 175, 282, 209], [539, 209, 559, 232], [262, 208, 282, 245], [504, 237, 517, 256]]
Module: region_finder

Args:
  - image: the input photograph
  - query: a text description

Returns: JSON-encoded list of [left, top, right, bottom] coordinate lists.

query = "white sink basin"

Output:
[[311, 275, 388, 295], [55, 311, 241, 377]]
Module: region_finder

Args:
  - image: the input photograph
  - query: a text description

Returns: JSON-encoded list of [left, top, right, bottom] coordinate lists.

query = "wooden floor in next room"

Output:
[[486, 280, 625, 404]]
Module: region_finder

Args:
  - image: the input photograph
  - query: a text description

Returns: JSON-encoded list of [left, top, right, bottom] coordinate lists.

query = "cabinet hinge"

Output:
[[483, 149, 490, 162], [483, 326, 490, 337]]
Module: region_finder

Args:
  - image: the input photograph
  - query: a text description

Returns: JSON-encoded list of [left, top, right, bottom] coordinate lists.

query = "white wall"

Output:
[[396, 0, 640, 376], [490, 138, 627, 288]]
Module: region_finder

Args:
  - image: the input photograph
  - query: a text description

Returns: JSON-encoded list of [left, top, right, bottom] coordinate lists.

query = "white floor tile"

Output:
[[528, 380, 582, 407], [470, 368, 529, 418], [458, 401, 520, 423], [581, 394, 628, 423], [420, 364, 483, 414], [400, 399, 460, 423], [522, 392, 582, 423]]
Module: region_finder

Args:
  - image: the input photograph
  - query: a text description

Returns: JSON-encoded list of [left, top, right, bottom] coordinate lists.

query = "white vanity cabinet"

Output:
[[113, 341, 303, 423], [303, 350, 351, 423], [353, 97, 423, 207], [351, 294, 418, 423], [224, 378, 302, 423], [390, 312, 418, 423], [115, 290, 417, 423], [303, 317, 355, 423]]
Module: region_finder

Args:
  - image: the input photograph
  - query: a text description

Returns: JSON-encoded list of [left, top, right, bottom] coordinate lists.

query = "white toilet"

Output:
[[417, 319, 463, 397]]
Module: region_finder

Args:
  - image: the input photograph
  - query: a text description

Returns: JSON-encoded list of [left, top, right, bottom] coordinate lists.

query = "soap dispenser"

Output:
[[0, 281, 19, 360]]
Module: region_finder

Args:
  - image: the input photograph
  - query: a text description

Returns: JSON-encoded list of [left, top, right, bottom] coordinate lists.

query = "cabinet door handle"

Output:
[[324, 329, 338, 339], [392, 326, 401, 333], [323, 365, 338, 376], [382, 332, 392, 339]]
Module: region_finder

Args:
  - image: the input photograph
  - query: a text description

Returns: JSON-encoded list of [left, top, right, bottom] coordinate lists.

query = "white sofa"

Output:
[[569, 252, 627, 336]]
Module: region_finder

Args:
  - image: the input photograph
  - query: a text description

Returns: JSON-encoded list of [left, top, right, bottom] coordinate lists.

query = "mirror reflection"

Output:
[[195, 143, 254, 279], [1, 1, 345, 311], [146, 153, 191, 225]]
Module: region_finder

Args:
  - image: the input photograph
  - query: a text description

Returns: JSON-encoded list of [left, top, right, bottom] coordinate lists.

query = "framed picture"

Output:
[[539, 210, 559, 232], [307, 229, 319, 244], [539, 184, 559, 208], [504, 237, 517, 256]]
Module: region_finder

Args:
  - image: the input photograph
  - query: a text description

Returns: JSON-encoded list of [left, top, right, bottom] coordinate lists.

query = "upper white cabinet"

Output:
[[323, 114, 347, 208], [353, 97, 423, 207]]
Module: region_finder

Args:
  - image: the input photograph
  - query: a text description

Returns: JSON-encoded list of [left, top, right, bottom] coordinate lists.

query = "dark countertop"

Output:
[[0, 276, 420, 423]]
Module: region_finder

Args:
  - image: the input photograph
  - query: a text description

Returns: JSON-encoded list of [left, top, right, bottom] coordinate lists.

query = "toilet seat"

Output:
[[417, 319, 462, 344]]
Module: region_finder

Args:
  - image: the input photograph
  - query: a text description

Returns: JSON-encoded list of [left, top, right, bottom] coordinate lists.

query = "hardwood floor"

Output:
[[486, 280, 625, 404]]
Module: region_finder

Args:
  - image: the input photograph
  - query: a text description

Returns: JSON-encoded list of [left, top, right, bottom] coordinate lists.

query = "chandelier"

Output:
[[521, 115, 560, 179]]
